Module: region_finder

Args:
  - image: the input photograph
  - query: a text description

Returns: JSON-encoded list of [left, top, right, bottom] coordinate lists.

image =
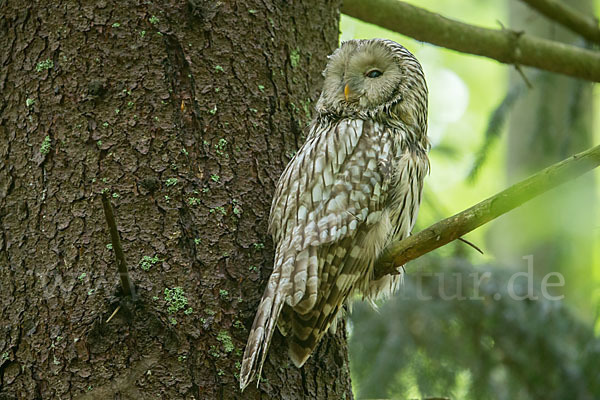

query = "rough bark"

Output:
[[0, 1, 352, 399]]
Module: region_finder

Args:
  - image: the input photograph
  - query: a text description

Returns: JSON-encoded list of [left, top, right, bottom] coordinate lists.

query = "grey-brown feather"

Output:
[[240, 38, 429, 390]]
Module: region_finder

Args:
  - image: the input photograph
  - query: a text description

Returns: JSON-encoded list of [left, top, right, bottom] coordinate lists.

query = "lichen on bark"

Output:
[[0, 1, 352, 398]]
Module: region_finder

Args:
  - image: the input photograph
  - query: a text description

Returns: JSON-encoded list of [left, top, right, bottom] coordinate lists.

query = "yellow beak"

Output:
[[344, 84, 351, 101]]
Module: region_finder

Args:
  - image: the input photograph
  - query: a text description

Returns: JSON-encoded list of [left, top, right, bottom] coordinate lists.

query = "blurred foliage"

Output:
[[349, 253, 600, 399], [341, 0, 600, 398], [467, 77, 528, 181]]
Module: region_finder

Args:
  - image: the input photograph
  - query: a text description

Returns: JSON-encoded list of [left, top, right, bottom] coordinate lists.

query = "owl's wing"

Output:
[[269, 119, 392, 308], [268, 118, 367, 243], [240, 119, 393, 390], [285, 148, 429, 367]]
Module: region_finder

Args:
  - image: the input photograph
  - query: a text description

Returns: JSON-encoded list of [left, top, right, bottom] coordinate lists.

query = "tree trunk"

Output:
[[0, 1, 352, 398]]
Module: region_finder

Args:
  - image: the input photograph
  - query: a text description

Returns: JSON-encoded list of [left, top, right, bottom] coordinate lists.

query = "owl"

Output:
[[240, 39, 429, 390]]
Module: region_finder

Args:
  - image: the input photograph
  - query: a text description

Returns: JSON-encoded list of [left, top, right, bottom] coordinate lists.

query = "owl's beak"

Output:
[[344, 84, 351, 101]]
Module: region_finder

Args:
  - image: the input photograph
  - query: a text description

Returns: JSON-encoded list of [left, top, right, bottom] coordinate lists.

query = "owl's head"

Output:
[[316, 39, 427, 134]]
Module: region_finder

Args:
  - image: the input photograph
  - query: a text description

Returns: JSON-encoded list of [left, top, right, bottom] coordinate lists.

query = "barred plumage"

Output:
[[240, 39, 429, 390]]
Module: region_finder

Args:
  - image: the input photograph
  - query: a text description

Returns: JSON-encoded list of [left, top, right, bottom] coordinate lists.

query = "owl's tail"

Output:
[[285, 235, 367, 368], [239, 261, 287, 391], [285, 280, 347, 369]]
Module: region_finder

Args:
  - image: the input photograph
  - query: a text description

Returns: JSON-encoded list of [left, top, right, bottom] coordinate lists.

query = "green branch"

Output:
[[374, 144, 600, 279], [342, 0, 600, 82], [519, 0, 600, 44]]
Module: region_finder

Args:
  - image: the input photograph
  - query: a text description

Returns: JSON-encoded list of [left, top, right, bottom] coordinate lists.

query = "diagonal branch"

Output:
[[342, 0, 600, 82], [373, 144, 600, 279], [519, 0, 600, 44]]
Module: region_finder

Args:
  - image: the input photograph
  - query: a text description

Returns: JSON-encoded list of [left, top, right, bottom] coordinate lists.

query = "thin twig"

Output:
[[101, 192, 137, 299], [519, 0, 600, 44], [457, 237, 484, 255], [514, 64, 533, 89], [342, 0, 600, 82], [374, 144, 600, 279], [106, 305, 121, 323]]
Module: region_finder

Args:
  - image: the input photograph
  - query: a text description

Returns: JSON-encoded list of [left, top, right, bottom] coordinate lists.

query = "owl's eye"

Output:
[[366, 69, 382, 78]]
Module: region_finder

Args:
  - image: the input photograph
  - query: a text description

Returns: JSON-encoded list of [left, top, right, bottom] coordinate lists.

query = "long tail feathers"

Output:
[[286, 292, 343, 369], [239, 237, 364, 390], [286, 237, 364, 369], [239, 272, 286, 390]]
